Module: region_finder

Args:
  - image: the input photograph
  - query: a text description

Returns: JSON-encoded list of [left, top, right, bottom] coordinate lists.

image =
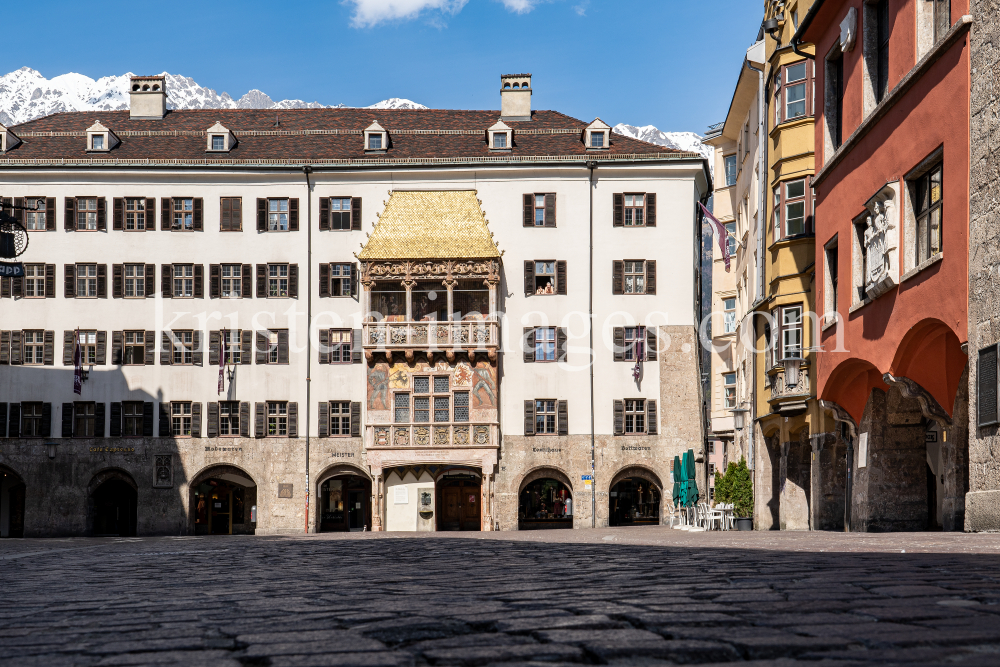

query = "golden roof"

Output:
[[358, 190, 501, 260]]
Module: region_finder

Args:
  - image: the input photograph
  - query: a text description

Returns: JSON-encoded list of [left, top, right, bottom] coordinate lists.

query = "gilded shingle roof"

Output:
[[358, 191, 500, 260]]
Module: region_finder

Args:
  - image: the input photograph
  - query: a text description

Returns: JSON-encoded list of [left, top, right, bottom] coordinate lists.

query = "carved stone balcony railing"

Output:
[[362, 320, 499, 362], [767, 368, 812, 416], [366, 422, 498, 449]]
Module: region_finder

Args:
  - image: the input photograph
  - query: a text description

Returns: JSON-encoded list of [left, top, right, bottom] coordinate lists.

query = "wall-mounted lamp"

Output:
[[730, 405, 750, 431], [783, 355, 804, 388], [46, 442, 57, 459]]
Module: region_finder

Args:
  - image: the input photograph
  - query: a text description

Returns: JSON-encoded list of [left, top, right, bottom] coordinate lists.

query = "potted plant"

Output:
[[714, 457, 754, 531]]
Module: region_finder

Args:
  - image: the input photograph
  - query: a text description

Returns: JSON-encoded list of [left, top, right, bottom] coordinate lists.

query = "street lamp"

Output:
[[730, 405, 749, 431], [783, 354, 804, 388]]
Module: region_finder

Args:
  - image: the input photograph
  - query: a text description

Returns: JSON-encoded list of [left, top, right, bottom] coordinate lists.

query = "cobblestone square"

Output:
[[4, 530, 1000, 666]]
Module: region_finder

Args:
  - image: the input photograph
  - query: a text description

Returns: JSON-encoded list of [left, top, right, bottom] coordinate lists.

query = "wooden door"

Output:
[[461, 485, 481, 531], [442, 487, 461, 530]]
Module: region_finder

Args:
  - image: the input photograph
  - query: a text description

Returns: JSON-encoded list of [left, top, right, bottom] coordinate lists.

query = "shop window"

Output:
[[267, 401, 288, 437], [609, 477, 660, 526], [519, 478, 573, 529], [219, 401, 240, 436], [171, 402, 192, 437]]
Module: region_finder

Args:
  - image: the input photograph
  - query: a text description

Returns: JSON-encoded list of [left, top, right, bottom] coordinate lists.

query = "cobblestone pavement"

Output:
[[5, 529, 1000, 666]]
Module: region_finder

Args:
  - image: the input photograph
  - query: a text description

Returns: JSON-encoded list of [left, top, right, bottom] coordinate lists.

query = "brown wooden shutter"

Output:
[[524, 400, 535, 435], [96, 198, 106, 230], [289, 264, 298, 298], [240, 402, 250, 437], [141, 402, 153, 436], [112, 264, 123, 298], [221, 197, 231, 231], [556, 260, 567, 295], [318, 401, 329, 438], [64, 264, 75, 298], [523, 194, 533, 227], [557, 400, 568, 436], [207, 402, 219, 438], [351, 263, 359, 299], [110, 402, 122, 437], [556, 327, 568, 362], [209, 330, 220, 366], [192, 331, 203, 366], [111, 331, 123, 365], [210, 264, 220, 298], [646, 400, 657, 435], [11, 276, 22, 298], [242, 264, 252, 298], [319, 198, 330, 231], [10, 331, 21, 365], [65, 197, 75, 230], [255, 331, 268, 364], [0, 403, 8, 437], [241, 330, 252, 364], [6, 403, 20, 438], [190, 402, 202, 438], [613, 400, 625, 435], [351, 197, 362, 231], [352, 329, 362, 363], [144, 330, 155, 365], [257, 198, 267, 231], [145, 198, 156, 231], [277, 330, 289, 364], [43, 330, 54, 365], [524, 260, 534, 296], [544, 193, 556, 227], [319, 263, 330, 297], [193, 264, 203, 298], [254, 402, 265, 438], [63, 402, 75, 437], [645, 260, 656, 295], [256, 264, 266, 297], [95, 331, 107, 364], [45, 264, 55, 298], [0, 331, 9, 364], [113, 198, 124, 230], [161, 264, 172, 298], [160, 331, 172, 365], [0, 277, 8, 299], [158, 402, 170, 436], [646, 327, 658, 361], [46, 198, 56, 230], [350, 402, 361, 437], [613, 193, 624, 227], [288, 198, 299, 231], [232, 198, 242, 231], [144, 264, 155, 298], [523, 327, 535, 363], [288, 402, 298, 438], [192, 198, 203, 231], [613, 327, 625, 362], [646, 192, 656, 227], [613, 260, 624, 295], [94, 402, 105, 437], [319, 329, 330, 364], [96, 264, 107, 298], [161, 198, 171, 230], [63, 331, 75, 365], [41, 402, 52, 437]]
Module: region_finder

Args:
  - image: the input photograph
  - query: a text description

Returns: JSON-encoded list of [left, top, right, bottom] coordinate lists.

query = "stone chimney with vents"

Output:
[[500, 74, 532, 121], [129, 75, 167, 120]]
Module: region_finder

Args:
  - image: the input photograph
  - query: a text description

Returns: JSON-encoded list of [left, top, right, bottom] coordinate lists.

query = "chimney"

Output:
[[500, 73, 532, 121], [129, 75, 167, 120]]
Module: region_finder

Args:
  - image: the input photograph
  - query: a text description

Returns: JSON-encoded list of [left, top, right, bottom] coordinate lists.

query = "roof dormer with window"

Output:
[[0, 124, 21, 153], [206, 122, 237, 153], [364, 121, 388, 153], [584, 118, 611, 150], [85, 121, 119, 153], [487, 120, 513, 152]]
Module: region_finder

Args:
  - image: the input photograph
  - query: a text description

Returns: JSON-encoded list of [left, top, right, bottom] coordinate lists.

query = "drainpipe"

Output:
[[588, 160, 596, 528], [303, 166, 313, 534]]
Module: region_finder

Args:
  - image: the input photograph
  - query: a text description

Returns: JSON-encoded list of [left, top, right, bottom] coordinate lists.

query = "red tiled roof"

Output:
[[1, 109, 696, 166]]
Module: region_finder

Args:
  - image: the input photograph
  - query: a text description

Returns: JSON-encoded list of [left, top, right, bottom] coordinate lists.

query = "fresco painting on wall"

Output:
[[389, 364, 410, 390], [453, 362, 473, 387], [472, 362, 497, 409], [368, 364, 389, 410]]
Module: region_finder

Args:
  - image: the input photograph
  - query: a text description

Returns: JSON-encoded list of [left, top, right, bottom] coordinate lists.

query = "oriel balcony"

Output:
[[362, 319, 499, 363]]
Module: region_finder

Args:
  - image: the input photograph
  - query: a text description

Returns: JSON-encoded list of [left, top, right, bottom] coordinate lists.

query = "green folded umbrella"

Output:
[[679, 450, 691, 507], [672, 455, 682, 506], [685, 448, 699, 506]]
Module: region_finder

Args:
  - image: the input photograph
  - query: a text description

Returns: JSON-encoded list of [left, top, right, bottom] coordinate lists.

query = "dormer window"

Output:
[[590, 132, 605, 148], [584, 118, 611, 151], [364, 121, 388, 153], [0, 124, 21, 153], [91, 135, 104, 150], [212, 135, 225, 151], [487, 120, 512, 152], [494, 133, 507, 149], [85, 121, 118, 153], [205, 122, 235, 153]]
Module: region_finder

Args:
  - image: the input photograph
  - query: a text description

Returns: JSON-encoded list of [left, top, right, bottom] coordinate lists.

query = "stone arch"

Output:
[[87, 468, 138, 537], [822, 358, 888, 426], [188, 464, 257, 536], [316, 463, 372, 533], [0, 464, 25, 538], [890, 318, 965, 418], [190, 464, 256, 489], [609, 465, 663, 493], [316, 462, 371, 485], [518, 465, 574, 494], [607, 465, 664, 527]]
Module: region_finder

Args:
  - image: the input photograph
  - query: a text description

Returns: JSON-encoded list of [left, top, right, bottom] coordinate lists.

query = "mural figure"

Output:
[[389, 364, 410, 389], [368, 365, 389, 410], [453, 363, 473, 387], [472, 364, 497, 409]]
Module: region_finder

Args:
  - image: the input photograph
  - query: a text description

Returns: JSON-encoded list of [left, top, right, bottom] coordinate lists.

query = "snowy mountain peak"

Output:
[[613, 123, 711, 162]]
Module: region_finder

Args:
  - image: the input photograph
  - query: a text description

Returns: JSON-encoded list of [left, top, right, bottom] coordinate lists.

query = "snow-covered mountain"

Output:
[[613, 123, 712, 164], [0, 68, 426, 126]]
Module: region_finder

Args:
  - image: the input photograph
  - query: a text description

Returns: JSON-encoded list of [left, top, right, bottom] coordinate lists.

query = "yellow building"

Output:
[[752, 0, 840, 531]]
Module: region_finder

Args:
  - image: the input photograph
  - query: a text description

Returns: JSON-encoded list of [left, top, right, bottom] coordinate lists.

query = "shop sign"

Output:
[[0, 262, 24, 277], [90, 446, 135, 453], [331, 452, 355, 458], [533, 447, 562, 453]]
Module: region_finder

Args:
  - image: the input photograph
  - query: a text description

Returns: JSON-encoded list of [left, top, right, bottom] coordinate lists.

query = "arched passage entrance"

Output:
[[0, 465, 25, 538], [609, 466, 662, 526], [88, 469, 137, 537], [317, 464, 372, 532], [190, 465, 257, 535], [518, 467, 574, 530]]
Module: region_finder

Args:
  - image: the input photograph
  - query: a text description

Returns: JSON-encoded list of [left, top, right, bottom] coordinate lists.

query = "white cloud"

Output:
[[499, 0, 538, 13], [344, 0, 469, 27], [573, 0, 588, 16]]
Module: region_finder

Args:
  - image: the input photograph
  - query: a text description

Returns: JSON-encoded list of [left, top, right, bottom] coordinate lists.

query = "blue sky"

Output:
[[3, 0, 762, 135]]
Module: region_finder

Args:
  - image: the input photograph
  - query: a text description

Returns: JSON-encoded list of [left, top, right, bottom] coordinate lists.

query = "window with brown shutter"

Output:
[[613, 399, 625, 435], [221, 197, 242, 231], [524, 193, 556, 227], [192, 198, 203, 230], [64, 264, 75, 298], [523, 327, 535, 363], [614, 260, 653, 295], [171, 198, 196, 231], [351, 197, 362, 231], [256, 264, 266, 297], [265, 198, 292, 231], [64, 197, 75, 230], [613, 193, 624, 227], [242, 264, 252, 299], [144, 264, 155, 297], [161, 197, 170, 230], [320, 197, 330, 231], [557, 400, 568, 435], [45, 264, 55, 298], [256, 198, 267, 232], [533, 399, 557, 434], [288, 198, 299, 231], [612, 260, 624, 294], [254, 402, 266, 438], [161, 264, 172, 298], [524, 260, 566, 295], [524, 400, 535, 435]]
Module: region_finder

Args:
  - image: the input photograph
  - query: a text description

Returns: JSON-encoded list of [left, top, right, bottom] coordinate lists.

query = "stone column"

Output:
[[404, 280, 413, 322], [361, 281, 372, 320], [446, 280, 455, 322], [487, 280, 498, 319], [371, 468, 384, 532]]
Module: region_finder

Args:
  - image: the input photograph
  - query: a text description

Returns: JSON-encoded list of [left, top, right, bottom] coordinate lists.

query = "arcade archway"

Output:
[[88, 469, 137, 537], [0, 465, 25, 538], [317, 465, 372, 532], [608, 467, 662, 526], [190, 465, 257, 535], [518, 467, 574, 530]]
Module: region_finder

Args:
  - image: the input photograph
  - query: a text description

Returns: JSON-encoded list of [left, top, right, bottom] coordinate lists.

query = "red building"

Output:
[[797, 0, 970, 531]]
